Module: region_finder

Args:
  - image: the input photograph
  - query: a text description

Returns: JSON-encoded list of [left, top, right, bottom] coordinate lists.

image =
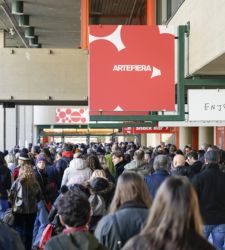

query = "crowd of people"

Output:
[[0, 141, 225, 250]]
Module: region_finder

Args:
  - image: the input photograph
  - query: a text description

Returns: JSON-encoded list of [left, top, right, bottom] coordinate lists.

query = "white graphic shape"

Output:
[[151, 67, 161, 78], [114, 106, 124, 111], [89, 25, 126, 51], [158, 25, 175, 35]]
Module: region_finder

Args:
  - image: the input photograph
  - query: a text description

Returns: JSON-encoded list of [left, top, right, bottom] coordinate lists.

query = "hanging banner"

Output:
[[89, 25, 175, 112], [123, 127, 171, 134], [56, 108, 89, 124]]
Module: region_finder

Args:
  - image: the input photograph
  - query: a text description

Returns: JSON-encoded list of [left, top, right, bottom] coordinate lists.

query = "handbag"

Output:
[[38, 223, 54, 250], [2, 208, 15, 227]]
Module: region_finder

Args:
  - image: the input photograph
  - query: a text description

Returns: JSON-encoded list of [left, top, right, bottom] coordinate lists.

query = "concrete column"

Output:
[[179, 127, 193, 149], [147, 134, 161, 147], [199, 127, 214, 149], [0, 30, 5, 48], [18, 106, 33, 148], [140, 134, 147, 146]]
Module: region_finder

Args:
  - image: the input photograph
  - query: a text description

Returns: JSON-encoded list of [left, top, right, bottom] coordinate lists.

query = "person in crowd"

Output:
[[144, 154, 170, 199], [13, 150, 31, 180], [105, 143, 120, 177], [32, 154, 51, 250], [111, 151, 127, 181], [86, 154, 103, 172], [61, 157, 92, 187], [9, 163, 41, 250], [192, 149, 225, 250], [123, 149, 153, 177], [5, 152, 17, 173], [123, 176, 215, 250], [55, 144, 74, 184], [44, 190, 108, 250], [95, 172, 151, 250], [0, 151, 12, 219], [0, 220, 25, 250], [186, 150, 202, 176], [171, 154, 193, 178]]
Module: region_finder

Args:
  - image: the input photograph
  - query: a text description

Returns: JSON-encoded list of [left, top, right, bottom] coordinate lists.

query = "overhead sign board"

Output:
[[123, 127, 171, 134], [56, 108, 89, 124], [188, 89, 225, 121], [89, 25, 175, 112]]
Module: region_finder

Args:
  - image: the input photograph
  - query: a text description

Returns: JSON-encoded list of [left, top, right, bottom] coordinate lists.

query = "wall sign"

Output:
[[188, 89, 225, 121], [89, 25, 175, 112]]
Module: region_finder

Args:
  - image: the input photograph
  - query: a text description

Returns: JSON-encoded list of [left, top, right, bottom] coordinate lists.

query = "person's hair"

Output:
[[109, 172, 151, 213], [90, 169, 107, 180], [86, 154, 102, 171], [205, 149, 220, 164], [141, 176, 203, 249], [153, 155, 169, 171], [58, 190, 90, 227], [0, 152, 7, 168], [134, 150, 145, 161], [186, 151, 198, 160], [111, 150, 124, 159], [5, 153, 16, 164], [18, 163, 37, 184]]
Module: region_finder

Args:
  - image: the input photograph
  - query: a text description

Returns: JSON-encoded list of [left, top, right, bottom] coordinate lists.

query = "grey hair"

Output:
[[153, 155, 169, 171], [205, 149, 220, 164]]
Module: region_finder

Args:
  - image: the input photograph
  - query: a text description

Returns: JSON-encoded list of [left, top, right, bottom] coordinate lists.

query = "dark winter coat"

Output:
[[0, 221, 25, 250], [144, 170, 170, 199], [0, 165, 11, 199], [44, 231, 108, 250], [122, 231, 215, 250], [9, 179, 41, 214], [95, 201, 149, 250], [192, 163, 225, 225]]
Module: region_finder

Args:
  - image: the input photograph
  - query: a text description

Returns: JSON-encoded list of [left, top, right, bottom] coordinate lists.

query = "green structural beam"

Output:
[[89, 121, 157, 129]]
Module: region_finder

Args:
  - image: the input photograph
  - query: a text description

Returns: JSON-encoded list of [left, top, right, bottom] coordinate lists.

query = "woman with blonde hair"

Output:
[[95, 172, 151, 250], [9, 163, 41, 250], [122, 176, 215, 250]]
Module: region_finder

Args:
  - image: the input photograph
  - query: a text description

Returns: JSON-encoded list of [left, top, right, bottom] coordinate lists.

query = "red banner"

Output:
[[89, 25, 175, 113], [123, 127, 171, 134]]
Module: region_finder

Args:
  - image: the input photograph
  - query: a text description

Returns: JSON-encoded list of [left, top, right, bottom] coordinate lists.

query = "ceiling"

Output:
[[0, 0, 146, 48]]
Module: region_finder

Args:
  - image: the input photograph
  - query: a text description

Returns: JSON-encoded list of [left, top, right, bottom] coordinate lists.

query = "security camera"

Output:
[[9, 28, 15, 36]]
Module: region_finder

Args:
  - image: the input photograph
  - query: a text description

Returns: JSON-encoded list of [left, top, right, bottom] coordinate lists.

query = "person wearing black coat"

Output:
[[192, 150, 225, 250], [0, 152, 11, 219]]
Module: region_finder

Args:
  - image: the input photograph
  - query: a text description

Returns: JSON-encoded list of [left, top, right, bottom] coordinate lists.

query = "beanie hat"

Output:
[[19, 151, 30, 161], [89, 177, 109, 192], [36, 153, 46, 164]]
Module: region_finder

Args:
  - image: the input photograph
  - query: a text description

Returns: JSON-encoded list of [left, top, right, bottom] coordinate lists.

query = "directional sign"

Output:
[[123, 127, 171, 134], [89, 25, 175, 112]]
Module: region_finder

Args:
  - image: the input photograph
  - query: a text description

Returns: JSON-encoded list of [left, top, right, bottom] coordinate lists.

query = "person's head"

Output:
[[110, 172, 151, 213], [153, 155, 169, 171], [90, 169, 107, 181], [142, 176, 203, 245], [144, 150, 152, 162], [133, 149, 145, 161], [205, 149, 220, 164], [173, 154, 185, 168], [18, 151, 30, 166], [112, 151, 124, 166], [186, 151, 198, 165], [36, 153, 46, 170], [86, 154, 102, 171], [58, 190, 90, 228], [18, 163, 36, 183]]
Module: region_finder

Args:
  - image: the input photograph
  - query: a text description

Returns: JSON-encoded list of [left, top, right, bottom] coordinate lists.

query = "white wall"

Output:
[[168, 0, 225, 75], [0, 49, 88, 102]]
